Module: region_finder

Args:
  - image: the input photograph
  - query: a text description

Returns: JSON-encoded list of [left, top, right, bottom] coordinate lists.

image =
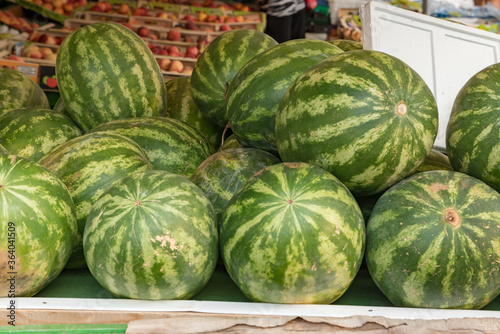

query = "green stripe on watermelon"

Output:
[[226, 39, 343, 154], [0, 154, 77, 296], [446, 62, 500, 193], [275, 50, 438, 197], [366, 170, 500, 309], [190, 29, 278, 128], [190, 148, 281, 222], [165, 77, 223, 149], [0, 108, 82, 161], [0, 144, 8, 155], [0, 68, 49, 116], [220, 162, 365, 304], [89, 117, 214, 177], [329, 39, 363, 51], [56, 22, 167, 132], [39, 131, 153, 269], [83, 170, 218, 300]]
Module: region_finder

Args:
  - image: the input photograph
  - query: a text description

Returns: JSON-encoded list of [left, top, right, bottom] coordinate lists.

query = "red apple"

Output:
[[185, 21, 198, 30], [137, 26, 150, 37], [148, 34, 158, 40], [225, 16, 236, 23], [6, 55, 24, 62], [102, 1, 112, 12], [28, 50, 43, 59], [168, 60, 184, 73], [118, 3, 130, 14], [206, 14, 217, 22], [151, 46, 163, 55], [63, 3, 74, 12], [159, 49, 168, 56], [167, 29, 181, 41], [220, 24, 231, 31], [183, 14, 195, 22], [167, 46, 180, 54], [157, 58, 172, 71], [185, 45, 199, 58]]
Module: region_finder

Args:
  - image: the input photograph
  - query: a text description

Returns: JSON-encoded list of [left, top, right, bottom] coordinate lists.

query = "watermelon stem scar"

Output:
[[396, 101, 407, 116], [444, 208, 460, 228]]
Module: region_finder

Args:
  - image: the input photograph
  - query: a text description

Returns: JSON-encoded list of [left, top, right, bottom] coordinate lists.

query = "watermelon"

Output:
[[0, 154, 77, 296], [416, 148, 453, 173], [220, 162, 365, 304], [275, 50, 438, 197], [220, 134, 242, 150], [226, 39, 343, 154], [83, 170, 218, 300], [329, 39, 363, 51], [39, 131, 153, 269], [190, 29, 278, 128], [0, 144, 8, 155], [0, 68, 49, 116], [0, 108, 82, 161], [56, 22, 167, 132], [366, 170, 500, 309], [446, 62, 500, 193], [53, 96, 72, 118], [165, 77, 223, 149], [89, 117, 214, 177], [190, 148, 281, 222]]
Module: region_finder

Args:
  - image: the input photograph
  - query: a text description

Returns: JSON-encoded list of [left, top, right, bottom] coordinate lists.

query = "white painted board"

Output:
[[361, 1, 500, 148]]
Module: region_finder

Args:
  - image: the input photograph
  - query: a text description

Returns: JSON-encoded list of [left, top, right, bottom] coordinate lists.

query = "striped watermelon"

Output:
[[0, 154, 77, 296], [56, 22, 167, 132], [220, 162, 365, 304], [89, 117, 214, 177], [416, 148, 453, 173], [366, 170, 500, 309], [190, 29, 278, 128], [53, 96, 72, 118], [275, 50, 438, 197], [39, 131, 153, 269], [83, 170, 218, 300], [446, 63, 500, 193], [220, 134, 242, 150], [165, 77, 223, 149], [226, 39, 343, 154], [190, 148, 280, 222], [0, 68, 49, 116], [329, 39, 363, 51], [0, 108, 82, 161]]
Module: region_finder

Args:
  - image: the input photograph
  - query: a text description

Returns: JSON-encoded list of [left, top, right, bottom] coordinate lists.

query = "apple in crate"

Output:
[[168, 60, 184, 73], [167, 29, 181, 41], [220, 24, 231, 31], [137, 26, 150, 37], [185, 45, 199, 58], [118, 3, 130, 15], [6, 55, 23, 62], [158, 58, 172, 71]]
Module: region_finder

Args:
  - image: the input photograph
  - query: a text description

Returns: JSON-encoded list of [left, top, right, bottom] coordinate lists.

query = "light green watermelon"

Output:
[[0, 108, 82, 161], [39, 131, 153, 269], [56, 22, 167, 131], [0, 68, 49, 116], [0, 154, 77, 296], [83, 170, 218, 300], [190, 29, 278, 128], [220, 162, 365, 304], [366, 170, 500, 309], [276, 50, 438, 197], [89, 117, 214, 177]]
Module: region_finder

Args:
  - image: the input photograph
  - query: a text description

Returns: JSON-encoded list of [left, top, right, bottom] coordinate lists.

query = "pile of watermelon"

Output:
[[0, 21, 499, 310]]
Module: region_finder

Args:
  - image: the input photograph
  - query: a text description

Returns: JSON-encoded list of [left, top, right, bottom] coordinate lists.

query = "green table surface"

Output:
[[33, 264, 500, 311]]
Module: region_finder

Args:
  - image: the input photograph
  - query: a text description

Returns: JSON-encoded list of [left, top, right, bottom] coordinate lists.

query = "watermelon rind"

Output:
[[83, 170, 218, 300], [366, 170, 500, 309], [0, 154, 77, 296], [220, 162, 365, 304]]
